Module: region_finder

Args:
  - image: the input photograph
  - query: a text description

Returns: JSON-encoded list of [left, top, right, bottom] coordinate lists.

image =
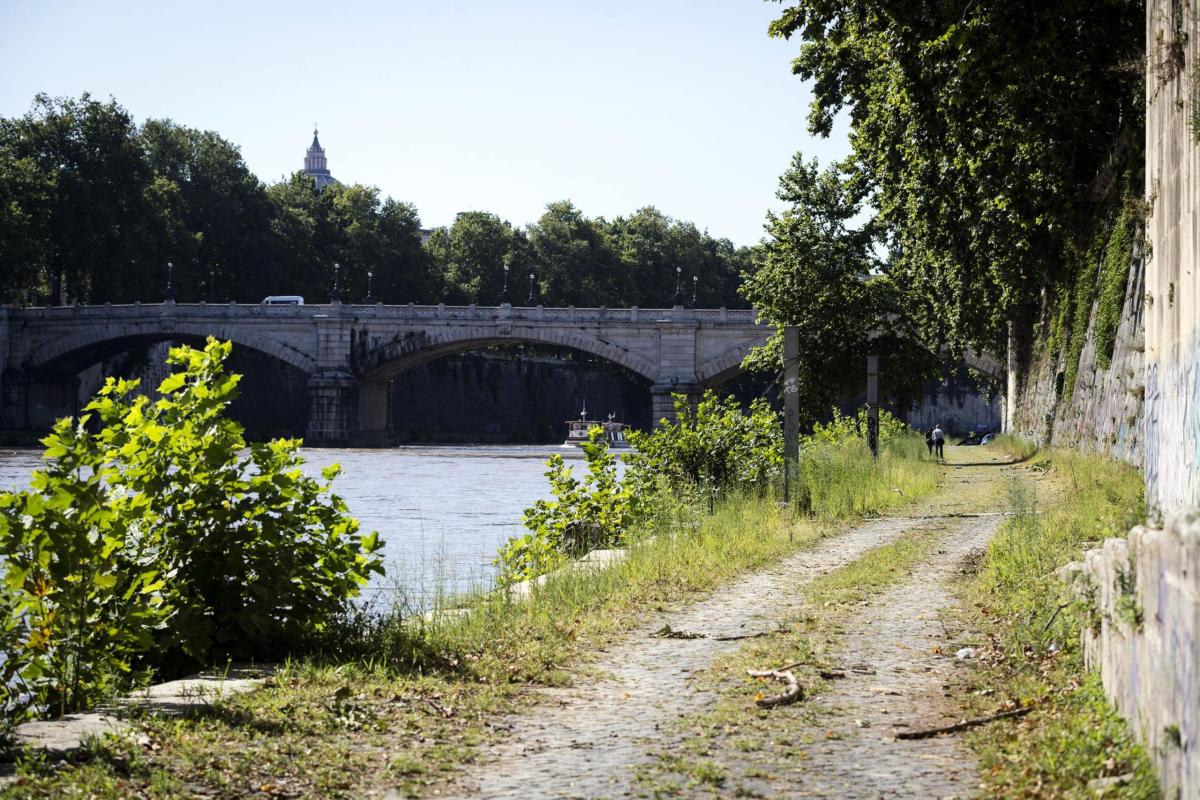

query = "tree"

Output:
[[528, 201, 629, 306], [139, 119, 277, 302], [437, 211, 518, 304], [265, 174, 329, 300], [768, 0, 1143, 354], [741, 155, 936, 423], [607, 206, 755, 308], [265, 178, 432, 304], [0, 144, 53, 304], [0, 94, 161, 303]]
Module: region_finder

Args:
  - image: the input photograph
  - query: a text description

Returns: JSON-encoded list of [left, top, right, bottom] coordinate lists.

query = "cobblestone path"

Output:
[[438, 451, 1011, 800], [713, 513, 1002, 799], [440, 516, 926, 800]]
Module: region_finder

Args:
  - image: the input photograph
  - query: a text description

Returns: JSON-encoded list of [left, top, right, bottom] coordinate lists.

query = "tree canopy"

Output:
[[1, 94, 754, 309], [741, 154, 937, 422], [767, 0, 1144, 354]]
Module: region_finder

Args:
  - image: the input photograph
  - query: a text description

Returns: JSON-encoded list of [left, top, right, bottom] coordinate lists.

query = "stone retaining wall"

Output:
[[1009, 253, 1145, 465], [1068, 6, 1200, 798], [1080, 509, 1199, 798]]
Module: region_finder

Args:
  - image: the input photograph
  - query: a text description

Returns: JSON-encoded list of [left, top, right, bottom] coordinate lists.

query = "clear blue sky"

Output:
[[1, 0, 850, 246]]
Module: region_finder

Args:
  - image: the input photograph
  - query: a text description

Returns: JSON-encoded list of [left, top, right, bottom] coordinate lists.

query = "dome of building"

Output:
[[303, 125, 336, 190]]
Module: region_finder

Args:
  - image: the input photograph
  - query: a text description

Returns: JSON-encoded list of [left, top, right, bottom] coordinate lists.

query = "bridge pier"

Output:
[[305, 372, 394, 447], [355, 379, 393, 446], [0, 369, 78, 441], [650, 383, 702, 427]]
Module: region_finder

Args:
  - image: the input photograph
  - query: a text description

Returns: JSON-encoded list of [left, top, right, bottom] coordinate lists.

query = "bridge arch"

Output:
[[696, 343, 760, 387], [354, 325, 660, 383], [27, 323, 316, 376]]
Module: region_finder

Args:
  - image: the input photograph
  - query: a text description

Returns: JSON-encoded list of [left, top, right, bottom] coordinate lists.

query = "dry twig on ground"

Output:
[[747, 668, 803, 708], [894, 706, 1031, 740]]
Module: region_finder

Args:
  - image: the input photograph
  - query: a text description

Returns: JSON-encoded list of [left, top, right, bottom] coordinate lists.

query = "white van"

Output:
[[263, 295, 305, 305]]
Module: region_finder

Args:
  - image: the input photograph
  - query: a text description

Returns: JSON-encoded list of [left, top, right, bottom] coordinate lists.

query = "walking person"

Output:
[[924, 428, 934, 459], [932, 423, 945, 461]]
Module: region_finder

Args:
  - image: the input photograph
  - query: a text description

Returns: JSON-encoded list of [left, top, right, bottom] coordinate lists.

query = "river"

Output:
[[0, 445, 589, 609]]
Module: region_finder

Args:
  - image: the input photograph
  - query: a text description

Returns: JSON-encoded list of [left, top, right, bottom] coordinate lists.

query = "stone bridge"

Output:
[[0, 302, 772, 445]]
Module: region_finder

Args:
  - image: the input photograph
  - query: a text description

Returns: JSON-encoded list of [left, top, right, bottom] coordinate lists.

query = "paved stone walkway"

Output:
[[715, 514, 1001, 799], [430, 449, 1014, 800], [440, 516, 927, 800]]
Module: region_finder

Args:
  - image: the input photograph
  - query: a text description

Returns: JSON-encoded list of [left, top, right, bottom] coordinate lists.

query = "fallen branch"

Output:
[[1039, 602, 1072, 635], [747, 669, 803, 708], [714, 631, 769, 641], [895, 707, 1032, 740]]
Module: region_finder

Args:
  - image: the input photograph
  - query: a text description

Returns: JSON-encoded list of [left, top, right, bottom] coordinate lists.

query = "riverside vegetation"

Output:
[[957, 439, 1159, 797], [0, 342, 1155, 798], [0, 342, 943, 798], [0, 339, 382, 728]]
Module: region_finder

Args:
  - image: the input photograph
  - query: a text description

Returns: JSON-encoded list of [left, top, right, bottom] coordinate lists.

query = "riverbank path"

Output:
[[437, 446, 1017, 799]]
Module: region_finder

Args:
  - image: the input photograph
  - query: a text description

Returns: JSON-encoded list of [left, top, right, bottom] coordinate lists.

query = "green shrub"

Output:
[[0, 416, 168, 716], [0, 580, 29, 733], [496, 427, 640, 585], [805, 407, 907, 447], [626, 392, 781, 507], [0, 338, 384, 720], [86, 339, 384, 665]]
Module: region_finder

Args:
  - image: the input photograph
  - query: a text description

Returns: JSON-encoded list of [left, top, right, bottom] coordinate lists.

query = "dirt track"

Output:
[[436, 449, 1014, 800]]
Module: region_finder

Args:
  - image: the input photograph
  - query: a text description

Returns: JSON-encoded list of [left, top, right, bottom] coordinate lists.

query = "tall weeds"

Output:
[[795, 435, 939, 518], [978, 451, 1142, 643], [325, 437, 940, 684], [968, 448, 1156, 796]]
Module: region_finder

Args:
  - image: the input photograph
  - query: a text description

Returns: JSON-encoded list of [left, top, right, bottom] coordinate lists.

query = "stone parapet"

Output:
[[1077, 510, 1200, 798]]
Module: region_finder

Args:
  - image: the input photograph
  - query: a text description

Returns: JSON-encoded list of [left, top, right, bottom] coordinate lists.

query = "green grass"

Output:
[[993, 433, 1039, 462], [957, 447, 1159, 798], [5, 440, 941, 799], [794, 436, 939, 518]]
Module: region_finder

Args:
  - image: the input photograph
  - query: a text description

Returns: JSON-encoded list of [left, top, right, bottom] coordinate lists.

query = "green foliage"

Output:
[[1, 94, 752, 309], [769, 1, 1144, 352], [627, 393, 782, 506], [804, 407, 907, 448], [85, 339, 384, 663], [967, 449, 1156, 797], [979, 451, 1143, 651], [739, 155, 938, 422], [1094, 204, 1136, 370], [792, 435, 936, 519], [1055, 191, 1140, 401], [496, 428, 640, 585], [0, 339, 383, 720], [0, 416, 167, 717]]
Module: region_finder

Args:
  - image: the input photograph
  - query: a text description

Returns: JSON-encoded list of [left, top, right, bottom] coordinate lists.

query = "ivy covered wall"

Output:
[[1010, 204, 1146, 464]]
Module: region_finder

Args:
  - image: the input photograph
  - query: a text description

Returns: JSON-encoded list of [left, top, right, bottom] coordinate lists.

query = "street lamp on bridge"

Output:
[[673, 266, 682, 306], [527, 272, 536, 305]]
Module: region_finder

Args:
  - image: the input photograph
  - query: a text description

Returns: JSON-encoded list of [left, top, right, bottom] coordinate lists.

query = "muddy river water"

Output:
[[0, 445, 584, 608]]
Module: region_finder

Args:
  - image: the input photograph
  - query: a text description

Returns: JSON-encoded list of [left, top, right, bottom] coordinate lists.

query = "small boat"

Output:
[[563, 404, 632, 449]]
